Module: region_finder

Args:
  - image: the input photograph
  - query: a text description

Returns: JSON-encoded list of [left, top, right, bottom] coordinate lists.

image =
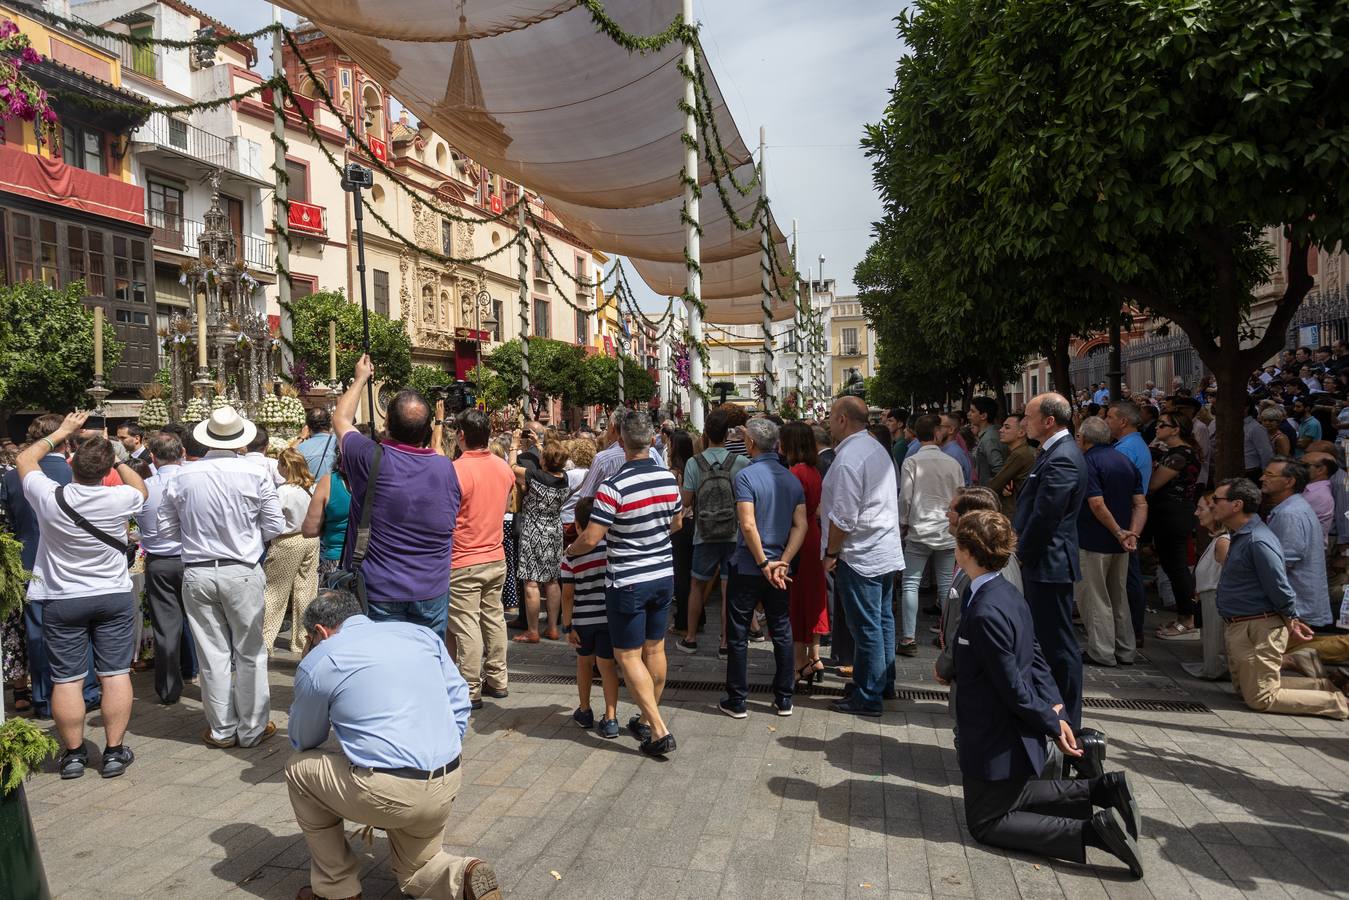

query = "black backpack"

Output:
[[693, 452, 739, 542]]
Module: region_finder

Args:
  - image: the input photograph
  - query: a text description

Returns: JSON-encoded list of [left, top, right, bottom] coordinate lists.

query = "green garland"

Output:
[[47, 76, 284, 118], [279, 31, 527, 229], [18, 5, 279, 50], [578, 2, 693, 54]]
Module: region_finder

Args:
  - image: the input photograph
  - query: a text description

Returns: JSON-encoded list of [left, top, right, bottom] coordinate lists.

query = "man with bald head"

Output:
[[1013, 393, 1088, 730], [821, 396, 903, 717]]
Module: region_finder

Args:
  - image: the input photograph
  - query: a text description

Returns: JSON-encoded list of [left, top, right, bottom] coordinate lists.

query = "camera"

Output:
[[341, 163, 374, 191], [425, 381, 476, 416]]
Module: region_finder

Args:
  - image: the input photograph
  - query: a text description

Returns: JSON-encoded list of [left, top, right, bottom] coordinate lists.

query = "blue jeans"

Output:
[[836, 561, 896, 709], [367, 594, 449, 640], [900, 542, 955, 641]]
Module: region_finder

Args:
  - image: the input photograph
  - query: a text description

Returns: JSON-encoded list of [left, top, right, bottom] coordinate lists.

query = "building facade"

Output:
[[0, 0, 156, 410]]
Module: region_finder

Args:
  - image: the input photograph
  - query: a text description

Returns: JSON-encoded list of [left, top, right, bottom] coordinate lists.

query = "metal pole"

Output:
[[351, 185, 375, 425], [518, 204, 530, 422], [618, 330, 626, 406], [758, 125, 775, 411], [682, 0, 704, 430], [792, 218, 802, 403], [806, 266, 815, 404], [271, 5, 292, 374]]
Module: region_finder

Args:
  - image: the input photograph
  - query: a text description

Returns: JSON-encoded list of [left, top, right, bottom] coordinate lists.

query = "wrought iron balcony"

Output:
[[134, 111, 236, 172], [149, 210, 274, 272]]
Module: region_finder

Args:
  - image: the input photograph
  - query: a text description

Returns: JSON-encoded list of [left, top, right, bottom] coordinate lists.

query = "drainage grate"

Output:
[[507, 672, 1210, 713]]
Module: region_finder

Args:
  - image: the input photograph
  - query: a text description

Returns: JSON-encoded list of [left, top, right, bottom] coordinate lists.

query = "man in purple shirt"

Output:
[[334, 355, 461, 638]]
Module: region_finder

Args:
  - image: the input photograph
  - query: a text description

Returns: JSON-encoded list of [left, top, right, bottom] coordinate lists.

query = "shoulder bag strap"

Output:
[[55, 485, 129, 555], [350, 444, 383, 567]]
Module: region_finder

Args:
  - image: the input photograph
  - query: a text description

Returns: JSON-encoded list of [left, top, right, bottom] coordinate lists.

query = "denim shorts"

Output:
[[606, 578, 674, 650], [42, 591, 137, 682], [691, 541, 736, 582], [573, 623, 614, 660]]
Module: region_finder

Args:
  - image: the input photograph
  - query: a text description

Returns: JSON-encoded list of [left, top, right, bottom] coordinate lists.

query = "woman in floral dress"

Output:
[[511, 441, 570, 642]]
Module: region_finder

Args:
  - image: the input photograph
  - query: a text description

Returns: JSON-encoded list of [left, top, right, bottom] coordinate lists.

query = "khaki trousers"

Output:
[[1288, 631, 1349, 665], [448, 560, 508, 701], [285, 750, 468, 899], [1076, 550, 1135, 665], [1225, 617, 1349, 720], [262, 533, 321, 653]]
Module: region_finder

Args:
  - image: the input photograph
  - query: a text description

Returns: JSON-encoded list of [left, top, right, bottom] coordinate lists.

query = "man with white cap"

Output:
[[158, 406, 286, 748]]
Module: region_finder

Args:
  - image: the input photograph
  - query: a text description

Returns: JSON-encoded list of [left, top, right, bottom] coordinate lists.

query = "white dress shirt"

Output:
[[900, 444, 964, 549], [821, 429, 903, 578], [158, 450, 286, 564], [136, 463, 183, 556], [243, 451, 286, 486], [577, 440, 665, 499]]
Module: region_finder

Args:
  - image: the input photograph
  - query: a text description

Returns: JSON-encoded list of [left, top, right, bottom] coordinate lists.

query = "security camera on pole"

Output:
[[342, 162, 376, 425]]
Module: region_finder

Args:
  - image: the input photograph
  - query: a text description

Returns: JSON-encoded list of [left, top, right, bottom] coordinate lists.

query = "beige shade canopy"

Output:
[[274, 0, 797, 324]]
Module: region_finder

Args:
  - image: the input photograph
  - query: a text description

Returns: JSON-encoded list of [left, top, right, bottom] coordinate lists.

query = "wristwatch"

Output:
[[758, 558, 772, 569], [824, 551, 839, 560]]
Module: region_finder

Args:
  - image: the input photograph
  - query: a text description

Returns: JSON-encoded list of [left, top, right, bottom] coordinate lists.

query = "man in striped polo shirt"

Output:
[[566, 411, 684, 757]]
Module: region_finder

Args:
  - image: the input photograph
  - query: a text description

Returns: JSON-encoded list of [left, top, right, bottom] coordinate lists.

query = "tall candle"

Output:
[[329, 320, 337, 380], [196, 295, 208, 369], [92, 306, 104, 377]]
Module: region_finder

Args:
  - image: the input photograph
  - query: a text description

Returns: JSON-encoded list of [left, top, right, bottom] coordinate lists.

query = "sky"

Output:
[[191, 1, 904, 307]]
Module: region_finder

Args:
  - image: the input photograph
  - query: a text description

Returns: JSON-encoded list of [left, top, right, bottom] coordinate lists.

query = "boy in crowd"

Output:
[[561, 498, 620, 738]]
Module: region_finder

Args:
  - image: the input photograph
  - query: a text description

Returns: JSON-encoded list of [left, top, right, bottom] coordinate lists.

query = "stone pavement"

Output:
[[18, 607, 1349, 900]]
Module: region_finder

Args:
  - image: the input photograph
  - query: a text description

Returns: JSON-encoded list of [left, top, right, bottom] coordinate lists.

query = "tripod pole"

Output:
[[352, 188, 375, 426]]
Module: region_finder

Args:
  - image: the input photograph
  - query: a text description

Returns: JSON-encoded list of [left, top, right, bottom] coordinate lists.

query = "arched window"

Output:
[[361, 84, 382, 139], [435, 143, 448, 168]]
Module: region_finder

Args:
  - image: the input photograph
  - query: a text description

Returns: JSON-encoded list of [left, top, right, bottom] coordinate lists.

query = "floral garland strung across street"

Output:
[[0, 19, 58, 145]]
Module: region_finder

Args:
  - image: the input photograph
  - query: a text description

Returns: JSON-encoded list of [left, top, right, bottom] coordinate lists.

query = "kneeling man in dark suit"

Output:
[[952, 510, 1143, 878]]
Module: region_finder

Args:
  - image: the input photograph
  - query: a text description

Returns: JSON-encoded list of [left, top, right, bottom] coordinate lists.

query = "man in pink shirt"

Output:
[[448, 409, 518, 710], [1303, 452, 1337, 542]]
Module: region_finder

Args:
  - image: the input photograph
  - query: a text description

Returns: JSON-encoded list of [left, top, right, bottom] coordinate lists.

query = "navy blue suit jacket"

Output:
[[2, 454, 72, 570], [953, 575, 1064, 781], [1012, 433, 1087, 584]]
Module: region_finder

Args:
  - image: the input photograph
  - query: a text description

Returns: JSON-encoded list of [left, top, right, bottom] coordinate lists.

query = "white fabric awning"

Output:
[[273, 0, 795, 324]]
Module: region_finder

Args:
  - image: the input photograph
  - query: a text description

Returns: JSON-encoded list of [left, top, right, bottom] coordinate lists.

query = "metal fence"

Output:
[[149, 212, 273, 272], [1286, 289, 1349, 351]]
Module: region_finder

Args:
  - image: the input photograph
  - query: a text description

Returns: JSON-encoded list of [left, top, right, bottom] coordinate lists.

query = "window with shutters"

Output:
[[373, 269, 390, 317]]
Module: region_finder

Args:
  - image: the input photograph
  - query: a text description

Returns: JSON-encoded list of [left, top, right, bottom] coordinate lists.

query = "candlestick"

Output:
[[93, 306, 104, 377], [329, 320, 337, 381], [196, 295, 209, 370]]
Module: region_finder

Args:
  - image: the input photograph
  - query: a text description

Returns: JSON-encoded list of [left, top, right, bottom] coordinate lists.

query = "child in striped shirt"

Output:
[[561, 498, 620, 738]]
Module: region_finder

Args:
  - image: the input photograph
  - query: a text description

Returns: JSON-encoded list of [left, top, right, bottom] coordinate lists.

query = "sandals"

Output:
[[512, 632, 541, 644], [795, 660, 825, 690], [1155, 621, 1200, 641]]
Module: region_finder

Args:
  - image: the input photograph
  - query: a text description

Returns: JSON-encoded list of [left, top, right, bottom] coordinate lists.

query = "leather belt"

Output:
[[185, 558, 257, 569], [366, 756, 460, 780], [1222, 611, 1282, 625]]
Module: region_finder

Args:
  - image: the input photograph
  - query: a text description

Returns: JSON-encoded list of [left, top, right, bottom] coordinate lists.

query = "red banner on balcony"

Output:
[[0, 144, 144, 225], [368, 136, 387, 162], [288, 200, 326, 236]]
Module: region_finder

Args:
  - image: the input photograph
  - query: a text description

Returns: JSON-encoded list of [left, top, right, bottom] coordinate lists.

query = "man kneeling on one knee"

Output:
[[285, 589, 500, 900]]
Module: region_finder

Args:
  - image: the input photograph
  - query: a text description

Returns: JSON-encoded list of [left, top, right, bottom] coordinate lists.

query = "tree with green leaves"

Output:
[[406, 364, 452, 396], [284, 289, 412, 388], [865, 0, 1348, 477], [0, 280, 121, 429], [578, 353, 656, 409]]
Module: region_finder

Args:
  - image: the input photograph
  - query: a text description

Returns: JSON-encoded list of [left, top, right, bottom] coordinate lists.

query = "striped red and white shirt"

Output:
[[590, 459, 683, 589], [560, 541, 607, 627]]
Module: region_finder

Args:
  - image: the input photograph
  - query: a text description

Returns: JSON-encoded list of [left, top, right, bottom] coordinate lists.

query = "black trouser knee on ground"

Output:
[[964, 775, 1091, 863]]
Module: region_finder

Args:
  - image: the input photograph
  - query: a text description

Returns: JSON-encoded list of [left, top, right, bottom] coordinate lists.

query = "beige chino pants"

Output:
[[286, 749, 468, 898], [1077, 549, 1135, 665], [448, 560, 509, 701], [1225, 617, 1349, 720]]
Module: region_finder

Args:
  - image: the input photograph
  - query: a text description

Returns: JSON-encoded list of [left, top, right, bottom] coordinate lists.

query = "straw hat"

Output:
[[193, 405, 258, 450]]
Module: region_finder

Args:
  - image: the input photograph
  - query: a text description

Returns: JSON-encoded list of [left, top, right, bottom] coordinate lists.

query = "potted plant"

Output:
[[0, 717, 56, 899]]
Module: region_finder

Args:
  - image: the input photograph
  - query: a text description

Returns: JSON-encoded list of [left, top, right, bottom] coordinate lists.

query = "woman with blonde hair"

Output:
[[262, 448, 321, 653]]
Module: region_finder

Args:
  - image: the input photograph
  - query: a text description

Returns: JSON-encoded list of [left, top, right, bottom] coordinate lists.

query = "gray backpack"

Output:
[[694, 452, 739, 542]]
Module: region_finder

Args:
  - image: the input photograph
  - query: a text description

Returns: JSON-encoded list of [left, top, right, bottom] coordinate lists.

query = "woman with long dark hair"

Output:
[[1149, 414, 1202, 640], [779, 421, 829, 687]]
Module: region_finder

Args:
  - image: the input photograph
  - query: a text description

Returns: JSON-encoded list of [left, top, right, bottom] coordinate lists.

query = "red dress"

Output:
[[789, 463, 829, 638]]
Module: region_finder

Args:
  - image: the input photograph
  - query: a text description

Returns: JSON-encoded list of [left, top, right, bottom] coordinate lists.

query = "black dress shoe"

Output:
[[828, 699, 881, 718], [1090, 809, 1143, 878], [640, 733, 676, 757], [1075, 727, 1108, 779], [470, 698, 484, 711], [1097, 772, 1140, 839]]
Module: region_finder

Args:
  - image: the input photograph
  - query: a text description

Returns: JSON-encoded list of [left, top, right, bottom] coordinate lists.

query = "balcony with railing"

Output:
[[119, 42, 162, 82], [134, 111, 237, 172], [148, 210, 274, 272]]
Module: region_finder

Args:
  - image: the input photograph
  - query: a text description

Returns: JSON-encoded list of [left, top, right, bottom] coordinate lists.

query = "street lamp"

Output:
[[472, 288, 496, 368]]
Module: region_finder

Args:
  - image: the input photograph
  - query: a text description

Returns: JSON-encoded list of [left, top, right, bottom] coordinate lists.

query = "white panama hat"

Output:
[[193, 405, 258, 450]]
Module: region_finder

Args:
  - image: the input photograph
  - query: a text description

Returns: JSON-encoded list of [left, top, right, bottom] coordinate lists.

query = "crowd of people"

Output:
[[7, 346, 1349, 894]]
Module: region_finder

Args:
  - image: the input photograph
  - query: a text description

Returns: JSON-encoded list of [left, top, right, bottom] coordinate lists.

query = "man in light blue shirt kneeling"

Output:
[[286, 589, 499, 900]]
